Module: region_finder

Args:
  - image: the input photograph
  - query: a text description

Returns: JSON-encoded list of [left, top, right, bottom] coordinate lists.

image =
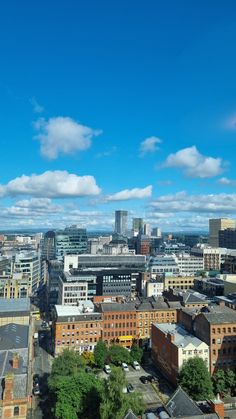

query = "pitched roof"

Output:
[[165, 387, 204, 417], [123, 409, 138, 419]]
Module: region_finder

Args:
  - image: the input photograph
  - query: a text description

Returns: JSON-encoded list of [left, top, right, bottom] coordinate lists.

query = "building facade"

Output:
[[209, 218, 235, 247], [56, 226, 88, 262], [53, 304, 102, 356], [152, 323, 210, 385], [115, 210, 128, 235]]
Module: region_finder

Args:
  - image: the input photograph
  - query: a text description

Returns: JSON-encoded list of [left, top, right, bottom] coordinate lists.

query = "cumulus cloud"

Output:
[[35, 116, 102, 159], [150, 191, 236, 213], [105, 185, 152, 202], [0, 171, 101, 198], [218, 177, 236, 186], [164, 146, 224, 178], [139, 136, 162, 156]]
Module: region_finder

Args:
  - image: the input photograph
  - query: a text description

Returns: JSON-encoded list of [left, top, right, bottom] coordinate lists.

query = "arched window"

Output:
[[14, 406, 19, 416]]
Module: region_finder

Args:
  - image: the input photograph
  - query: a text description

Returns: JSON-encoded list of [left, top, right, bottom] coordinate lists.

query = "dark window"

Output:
[[14, 407, 19, 416]]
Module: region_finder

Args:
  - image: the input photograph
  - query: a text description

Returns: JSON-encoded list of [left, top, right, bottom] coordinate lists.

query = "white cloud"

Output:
[[164, 146, 224, 178], [95, 146, 117, 159], [0, 171, 101, 198], [30, 97, 44, 113], [106, 185, 152, 202], [150, 191, 236, 213], [218, 177, 236, 186], [35, 116, 102, 159], [139, 136, 162, 156]]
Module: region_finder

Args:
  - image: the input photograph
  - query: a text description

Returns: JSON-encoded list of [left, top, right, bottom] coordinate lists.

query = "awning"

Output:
[[118, 335, 133, 341]]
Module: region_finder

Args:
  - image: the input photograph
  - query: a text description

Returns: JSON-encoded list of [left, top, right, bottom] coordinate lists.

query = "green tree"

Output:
[[54, 376, 82, 419], [225, 369, 235, 396], [49, 349, 85, 390], [109, 345, 130, 366], [130, 344, 143, 364], [212, 369, 226, 396], [94, 341, 108, 368], [178, 358, 213, 401], [99, 367, 144, 419], [82, 351, 95, 366]]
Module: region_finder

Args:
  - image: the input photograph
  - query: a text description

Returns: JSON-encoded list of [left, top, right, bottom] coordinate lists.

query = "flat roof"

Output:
[[0, 298, 30, 314], [55, 301, 94, 317]]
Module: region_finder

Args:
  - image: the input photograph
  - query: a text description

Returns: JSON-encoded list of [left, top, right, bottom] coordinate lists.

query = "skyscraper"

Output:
[[209, 218, 235, 247], [115, 210, 128, 235], [56, 226, 88, 262], [132, 218, 143, 236]]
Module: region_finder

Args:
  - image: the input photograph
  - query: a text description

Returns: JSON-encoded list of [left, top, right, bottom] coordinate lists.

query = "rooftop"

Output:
[[55, 301, 94, 317], [201, 305, 236, 324], [100, 302, 136, 312], [153, 323, 207, 349], [165, 387, 204, 417], [0, 324, 29, 350], [0, 298, 30, 314]]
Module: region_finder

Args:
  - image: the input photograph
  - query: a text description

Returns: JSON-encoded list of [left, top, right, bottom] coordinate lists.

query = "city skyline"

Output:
[[1, 1, 236, 231]]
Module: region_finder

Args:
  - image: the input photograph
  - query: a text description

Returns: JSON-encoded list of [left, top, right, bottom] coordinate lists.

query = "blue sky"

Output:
[[1, 0, 236, 231]]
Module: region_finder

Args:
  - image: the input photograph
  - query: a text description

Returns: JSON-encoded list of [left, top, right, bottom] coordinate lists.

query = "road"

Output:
[[27, 320, 54, 419]]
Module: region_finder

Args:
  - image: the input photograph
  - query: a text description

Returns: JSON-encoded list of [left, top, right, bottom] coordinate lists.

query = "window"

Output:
[[14, 407, 19, 416], [217, 338, 221, 344]]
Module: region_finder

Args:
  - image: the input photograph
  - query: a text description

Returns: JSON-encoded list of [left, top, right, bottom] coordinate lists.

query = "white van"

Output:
[[133, 361, 140, 371]]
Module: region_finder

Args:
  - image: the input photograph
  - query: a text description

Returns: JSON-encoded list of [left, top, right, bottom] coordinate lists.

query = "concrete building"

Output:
[[64, 254, 146, 272], [53, 303, 102, 356], [56, 226, 88, 262], [12, 251, 41, 294], [151, 227, 161, 238], [136, 235, 150, 255], [115, 210, 128, 235], [219, 228, 236, 249], [152, 323, 210, 385], [149, 255, 180, 276], [194, 276, 224, 297], [145, 279, 164, 297], [0, 273, 31, 299], [0, 299, 30, 326], [191, 245, 228, 271], [99, 302, 138, 348], [58, 272, 88, 305], [174, 253, 204, 276], [163, 275, 195, 291], [0, 256, 11, 275], [209, 218, 235, 247]]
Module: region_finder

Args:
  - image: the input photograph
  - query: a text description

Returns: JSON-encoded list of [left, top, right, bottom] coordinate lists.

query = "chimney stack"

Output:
[[3, 373, 14, 401], [12, 353, 20, 369], [209, 395, 224, 419]]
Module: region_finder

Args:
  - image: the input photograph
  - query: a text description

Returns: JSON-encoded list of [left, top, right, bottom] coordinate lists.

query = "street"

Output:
[[27, 319, 54, 419]]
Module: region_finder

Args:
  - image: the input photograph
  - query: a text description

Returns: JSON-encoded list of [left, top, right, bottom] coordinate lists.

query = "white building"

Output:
[[58, 273, 88, 305], [12, 251, 41, 293], [174, 253, 204, 276], [191, 245, 228, 271], [145, 280, 163, 297], [149, 255, 180, 276]]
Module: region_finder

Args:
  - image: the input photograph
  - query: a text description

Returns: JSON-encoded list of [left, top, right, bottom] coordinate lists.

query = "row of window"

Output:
[[62, 323, 101, 330], [61, 331, 99, 337], [212, 347, 236, 356], [60, 338, 97, 345], [212, 327, 236, 334], [139, 312, 175, 319], [104, 322, 136, 328], [104, 314, 136, 320], [182, 349, 208, 355], [103, 330, 136, 338]]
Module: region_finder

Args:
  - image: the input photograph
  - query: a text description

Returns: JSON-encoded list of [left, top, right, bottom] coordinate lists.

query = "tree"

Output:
[[225, 369, 235, 396], [99, 367, 144, 419], [49, 349, 85, 389], [109, 345, 130, 366], [82, 351, 95, 366], [130, 344, 143, 364], [178, 358, 213, 401], [212, 369, 226, 396], [94, 341, 108, 368]]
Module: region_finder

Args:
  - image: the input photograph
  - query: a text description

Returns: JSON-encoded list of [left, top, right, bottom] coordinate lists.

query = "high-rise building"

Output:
[[209, 218, 235, 247], [219, 228, 236, 249], [132, 218, 143, 236], [115, 210, 128, 235], [56, 226, 88, 262], [151, 227, 162, 238], [41, 231, 56, 261], [12, 251, 41, 293]]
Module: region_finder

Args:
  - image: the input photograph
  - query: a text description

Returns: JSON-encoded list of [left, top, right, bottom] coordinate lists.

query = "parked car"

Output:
[[33, 374, 40, 386], [85, 367, 92, 373], [104, 364, 111, 374], [127, 383, 135, 393], [140, 376, 149, 384], [147, 375, 158, 383], [122, 386, 128, 393], [122, 363, 129, 372], [33, 386, 40, 396], [133, 361, 140, 371]]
